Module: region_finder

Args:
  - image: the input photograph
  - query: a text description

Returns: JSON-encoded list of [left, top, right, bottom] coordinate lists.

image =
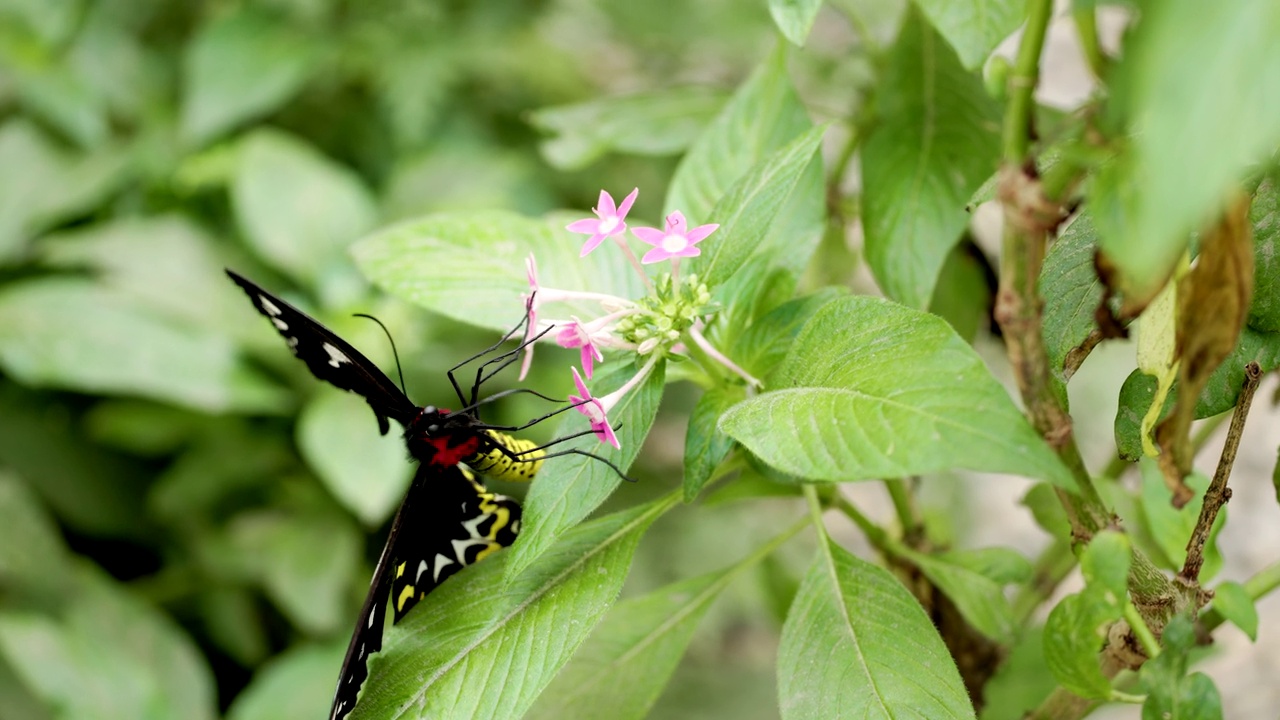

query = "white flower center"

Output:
[[599, 217, 618, 233], [661, 233, 688, 252]]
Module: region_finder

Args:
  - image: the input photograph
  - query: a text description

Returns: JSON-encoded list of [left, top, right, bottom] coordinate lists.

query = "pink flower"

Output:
[[569, 367, 620, 449], [519, 254, 540, 380], [631, 211, 718, 264], [566, 188, 638, 257], [556, 317, 605, 379]]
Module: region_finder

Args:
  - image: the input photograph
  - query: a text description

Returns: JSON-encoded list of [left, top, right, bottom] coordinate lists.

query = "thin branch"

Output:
[[1179, 361, 1263, 584]]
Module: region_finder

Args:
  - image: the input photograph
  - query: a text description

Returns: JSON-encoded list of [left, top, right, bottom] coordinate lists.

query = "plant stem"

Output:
[[1071, 5, 1108, 80], [1124, 602, 1161, 658], [884, 478, 922, 541], [1002, 0, 1055, 162]]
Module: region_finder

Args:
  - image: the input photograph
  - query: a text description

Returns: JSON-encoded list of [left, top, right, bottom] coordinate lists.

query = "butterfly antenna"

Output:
[[353, 313, 409, 398]]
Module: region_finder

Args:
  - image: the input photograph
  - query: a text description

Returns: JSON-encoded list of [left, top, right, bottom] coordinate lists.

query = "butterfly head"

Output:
[[404, 406, 485, 468]]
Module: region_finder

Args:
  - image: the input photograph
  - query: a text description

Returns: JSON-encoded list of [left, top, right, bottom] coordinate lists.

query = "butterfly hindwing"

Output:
[[329, 464, 521, 720], [226, 270, 417, 433]]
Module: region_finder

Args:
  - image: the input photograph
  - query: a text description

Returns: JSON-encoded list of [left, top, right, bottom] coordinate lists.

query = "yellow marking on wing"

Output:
[[474, 541, 503, 561], [397, 585, 415, 612], [395, 561, 405, 579]]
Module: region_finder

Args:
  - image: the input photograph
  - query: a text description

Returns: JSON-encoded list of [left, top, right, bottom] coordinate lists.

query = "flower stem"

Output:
[[688, 326, 761, 388]]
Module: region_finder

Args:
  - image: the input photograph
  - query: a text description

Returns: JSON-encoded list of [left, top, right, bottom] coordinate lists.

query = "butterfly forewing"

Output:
[[330, 464, 521, 720], [226, 270, 417, 433]]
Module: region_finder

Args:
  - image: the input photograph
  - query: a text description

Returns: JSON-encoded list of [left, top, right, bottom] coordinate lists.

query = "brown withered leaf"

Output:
[[1155, 191, 1254, 507]]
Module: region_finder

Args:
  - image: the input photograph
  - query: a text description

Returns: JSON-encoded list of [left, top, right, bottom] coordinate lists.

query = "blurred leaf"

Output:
[[531, 88, 727, 171], [778, 538, 975, 719], [297, 391, 413, 526], [0, 385, 151, 537], [527, 566, 733, 720], [0, 572, 217, 720], [354, 211, 647, 334], [979, 627, 1055, 720], [0, 473, 74, 600], [351, 494, 675, 720], [903, 547, 1022, 642], [1208, 581, 1257, 642], [1139, 616, 1223, 720], [913, 0, 1024, 69], [233, 129, 379, 287], [1137, 460, 1222, 578], [180, 7, 320, 145], [862, 9, 1001, 309], [1040, 212, 1103, 378], [929, 240, 994, 343], [229, 512, 361, 636], [1248, 173, 1280, 330], [1043, 531, 1130, 699], [507, 360, 664, 579], [768, 0, 822, 47], [688, 124, 826, 289], [383, 145, 554, 221], [730, 288, 845, 382], [226, 641, 345, 720], [1022, 482, 1071, 540], [0, 649, 50, 720], [1095, 1, 1280, 302], [148, 423, 291, 524], [721, 296, 1076, 489], [1, 25, 109, 148], [0, 120, 129, 262], [683, 385, 744, 502], [0, 279, 288, 412], [701, 466, 804, 506], [199, 588, 270, 668], [0, 0, 81, 45], [40, 215, 247, 333], [84, 400, 206, 457]]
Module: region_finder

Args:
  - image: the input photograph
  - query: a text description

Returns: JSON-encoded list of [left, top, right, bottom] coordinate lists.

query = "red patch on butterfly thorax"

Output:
[[424, 433, 483, 468]]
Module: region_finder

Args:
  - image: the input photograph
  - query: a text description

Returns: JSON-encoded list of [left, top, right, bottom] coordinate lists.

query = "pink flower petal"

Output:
[[580, 345, 601, 378], [595, 419, 621, 449], [579, 233, 607, 256], [665, 211, 688, 234], [597, 189, 617, 216], [631, 226, 666, 245], [673, 246, 701, 258], [617, 188, 638, 218], [571, 366, 591, 399], [685, 223, 719, 243], [567, 218, 600, 233], [641, 246, 673, 264]]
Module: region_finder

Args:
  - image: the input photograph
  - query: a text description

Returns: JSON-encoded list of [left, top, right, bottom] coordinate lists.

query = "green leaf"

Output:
[[297, 392, 413, 526], [180, 7, 320, 145], [768, 0, 823, 47], [721, 296, 1076, 489], [198, 588, 270, 668], [1043, 531, 1130, 699], [0, 473, 74, 599], [0, 575, 217, 720], [526, 567, 733, 720], [229, 512, 361, 635], [1095, 1, 1280, 301], [913, 0, 1025, 69], [1022, 482, 1071, 540], [729, 287, 845, 381], [351, 495, 675, 720], [979, 628, 1056, 720], [903, 548, 1021, 642], [529, 88, 727, 170], [688, 124, 826, 289], [506, 360, 664, 579], [1247, 173, 1280, 331], [862, 9, 1002, 309], [1137, 460, 1223, 578], [0, 279, 287, 413], [233, 129, 378, 287], [1139, 616, 1223, 720], [683, 385, 745, 502], [1040, 212, 1104, 378], [778, 538, 975, 719], [353, 211, 647, 334], [929, 241, 995, 343], [226, 641, 346, 720], [1209, 581, 1257, 641]]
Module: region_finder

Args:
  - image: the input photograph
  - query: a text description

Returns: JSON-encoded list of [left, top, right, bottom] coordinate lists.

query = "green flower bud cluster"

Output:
[[615, 273, 715, 354]]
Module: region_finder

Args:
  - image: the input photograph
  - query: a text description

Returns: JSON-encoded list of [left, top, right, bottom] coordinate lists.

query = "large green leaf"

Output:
[[180, 7, 320, 145], [506, 360, 665, 579], [861, 9, 1001, 309], [913, 0, 1024, 69], [1094, 1, 1280, 302], [0, 473, 74, 600], [530, 88, 727, 170], [350, 494, 675, 720], [353, 211, 647, 334], [778, 538, 975, 719], [0, 573, 217, 720], [226, 641, 346, 720], [0, 279, 287, 413], [721, 296, 1075, 489], [297, 392, 413, 526], [233, 129, 378, 288]]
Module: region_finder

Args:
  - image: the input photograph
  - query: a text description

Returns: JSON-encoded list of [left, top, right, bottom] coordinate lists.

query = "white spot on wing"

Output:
[[259, 296, 282, 316], [432, 552, 456, 582], [271, 317, 289, 331], [415, 559, 430, 583], [324, 343, 350, 368]]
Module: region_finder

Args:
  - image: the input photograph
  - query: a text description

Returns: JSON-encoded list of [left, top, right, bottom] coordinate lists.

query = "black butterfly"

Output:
[[226, 270, 565, 720]]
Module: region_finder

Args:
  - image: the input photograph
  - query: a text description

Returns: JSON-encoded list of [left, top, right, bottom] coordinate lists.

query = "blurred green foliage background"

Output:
[[0, 0, 868, 717]]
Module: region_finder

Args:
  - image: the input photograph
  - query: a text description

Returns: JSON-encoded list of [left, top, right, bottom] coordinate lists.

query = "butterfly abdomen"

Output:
[[465, 430, 545, 482]]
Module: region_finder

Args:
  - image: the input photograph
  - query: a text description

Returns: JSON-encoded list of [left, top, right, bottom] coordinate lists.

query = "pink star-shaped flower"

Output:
[[519, 254, 540, 380], [566, 188, 638, 257], [631, 211, 718, 264], [569, 367, 620, 449], [556, 317, 605, 379]]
